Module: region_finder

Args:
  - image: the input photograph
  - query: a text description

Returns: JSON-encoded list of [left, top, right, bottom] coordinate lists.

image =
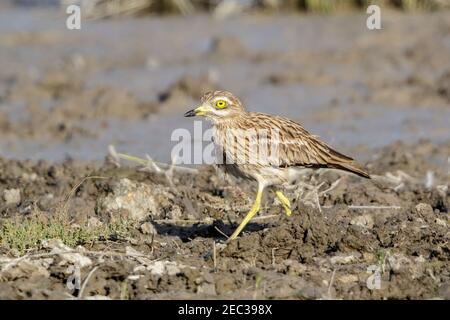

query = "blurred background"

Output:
[[0, 0, 449, 162]]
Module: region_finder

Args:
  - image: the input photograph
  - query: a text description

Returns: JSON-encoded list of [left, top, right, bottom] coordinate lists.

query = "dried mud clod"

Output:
[[0, 140, 449, 299]]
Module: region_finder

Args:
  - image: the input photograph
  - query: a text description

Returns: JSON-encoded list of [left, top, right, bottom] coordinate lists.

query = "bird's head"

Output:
[[184, 90, 245, 122]]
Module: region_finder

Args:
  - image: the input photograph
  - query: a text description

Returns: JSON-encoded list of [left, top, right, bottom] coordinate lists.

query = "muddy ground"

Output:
[[0, 6, 449, 299], [0, 140, 448, 299]]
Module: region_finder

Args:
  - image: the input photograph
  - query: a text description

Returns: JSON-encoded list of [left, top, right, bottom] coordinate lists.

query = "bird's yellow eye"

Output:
[[215, 99, 227, 109]]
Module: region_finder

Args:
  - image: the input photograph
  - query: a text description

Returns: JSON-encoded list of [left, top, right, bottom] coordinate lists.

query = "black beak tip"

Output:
[[184, 109, 196, 117]]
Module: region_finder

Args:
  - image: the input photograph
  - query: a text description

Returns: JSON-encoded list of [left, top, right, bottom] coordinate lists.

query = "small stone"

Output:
[[350, 214, 374, 229], [362, 252, 375, 263], [133, 265, 146, 273], [387, 253, 411, 272], [166, 263, 182, 276], [97, 178, 173, 221], [414, 255, 426, 263], [146, 260, 187, 276], [337, 274, 359, 284], [194, 277, 203, 285], [168, 205, 183, 220], [140, 222, 157, 235], [21, 172, 38, 182], [415, 203, 433, 216], [3, 189, 21, 205], [215, 276, 235, 295], [435, 218, 447, 227], [127, 275, 141, 281], [330, 254, 358, 265], [42, 239, 92, 268], [215, 243, 227, 251], [38, 258, 54, 269], [147, 261, 166, 276], [2, 260, 50, 280], [38, 193, 55, 210], [197, 283, 217, 296]]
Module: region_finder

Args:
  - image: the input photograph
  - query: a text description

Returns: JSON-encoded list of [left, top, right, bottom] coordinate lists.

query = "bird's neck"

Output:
[[213, 112, 247, 127]]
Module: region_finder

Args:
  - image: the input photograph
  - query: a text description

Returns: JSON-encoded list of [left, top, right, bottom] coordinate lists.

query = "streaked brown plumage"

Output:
[[214, 111, 369, 180], [185, 90, 370, 241]]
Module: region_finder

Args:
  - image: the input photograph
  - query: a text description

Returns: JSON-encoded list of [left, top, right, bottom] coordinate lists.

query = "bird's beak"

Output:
[[184, 104, 208, 117]]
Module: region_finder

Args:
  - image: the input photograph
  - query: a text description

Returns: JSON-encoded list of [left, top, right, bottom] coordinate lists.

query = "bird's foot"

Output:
[[275, 191, 292, 217], [283, 206, 292, 217]]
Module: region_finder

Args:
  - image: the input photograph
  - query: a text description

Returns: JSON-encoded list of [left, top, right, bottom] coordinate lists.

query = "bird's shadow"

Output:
[[151, 219, 268, 242]]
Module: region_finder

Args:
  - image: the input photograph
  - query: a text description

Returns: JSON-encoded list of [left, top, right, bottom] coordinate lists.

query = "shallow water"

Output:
[[0, 7, 449, 162]]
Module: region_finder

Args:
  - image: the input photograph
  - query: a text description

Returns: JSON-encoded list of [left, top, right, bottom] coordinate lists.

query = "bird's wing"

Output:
[[248, 113, 370, 178]]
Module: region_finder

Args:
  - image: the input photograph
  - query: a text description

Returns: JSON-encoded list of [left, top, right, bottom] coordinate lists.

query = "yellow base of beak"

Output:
[[184, 105, 209, 117]]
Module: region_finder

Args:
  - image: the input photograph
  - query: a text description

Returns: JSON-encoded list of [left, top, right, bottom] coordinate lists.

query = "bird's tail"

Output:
[[331, 161, 371, 179], [327, 148, 371, 179]]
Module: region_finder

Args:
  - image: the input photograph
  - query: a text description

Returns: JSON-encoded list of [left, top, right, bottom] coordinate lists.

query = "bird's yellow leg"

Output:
[[228, 187, 264, 241], [275, 191, 291, 217]]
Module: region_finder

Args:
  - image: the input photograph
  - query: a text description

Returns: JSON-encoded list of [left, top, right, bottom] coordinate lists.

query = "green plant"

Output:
[[0, 211, 134, 254]]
